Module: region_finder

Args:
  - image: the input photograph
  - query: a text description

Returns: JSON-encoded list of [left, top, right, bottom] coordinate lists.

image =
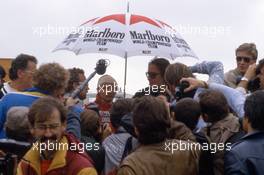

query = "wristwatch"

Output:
[[241, 77, 249, 82]]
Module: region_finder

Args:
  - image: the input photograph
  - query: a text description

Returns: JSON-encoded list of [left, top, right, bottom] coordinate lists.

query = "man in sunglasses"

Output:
[[133, 57, 171, 100], [224, 43, 258, 88]]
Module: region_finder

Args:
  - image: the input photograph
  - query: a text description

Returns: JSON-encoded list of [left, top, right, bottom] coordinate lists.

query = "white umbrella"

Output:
[[53, 13, 197, 96]]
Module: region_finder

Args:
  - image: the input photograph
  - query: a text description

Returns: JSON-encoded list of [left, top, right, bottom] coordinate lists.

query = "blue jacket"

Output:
[[0, 88, 48, 138], [0, 87, 83, 139], [225, 131, 264, 175]]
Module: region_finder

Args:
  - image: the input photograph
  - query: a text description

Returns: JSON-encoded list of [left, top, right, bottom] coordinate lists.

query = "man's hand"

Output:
[[102, 124, 112, 140], [180, 77, 206, 92], [65, 97, 79, 108], [0, 150, 6, 157], [244, 63, 257, 80]]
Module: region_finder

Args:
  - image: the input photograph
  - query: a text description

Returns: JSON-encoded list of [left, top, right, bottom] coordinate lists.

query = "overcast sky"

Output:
[[0, 0, 263, 94]]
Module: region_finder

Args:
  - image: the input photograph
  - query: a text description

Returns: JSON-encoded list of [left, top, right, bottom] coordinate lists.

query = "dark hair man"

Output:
[[103, 98, 136, 175], [17, 97, 97, 175], [199, 90, 240, 175], [134, 57, 170, 99], [0, 65, 6, 87], [117, 96, 199, 175], [65, 67, 89, 106], [225, 91, 264, 175], [0, 54, 38, 98]]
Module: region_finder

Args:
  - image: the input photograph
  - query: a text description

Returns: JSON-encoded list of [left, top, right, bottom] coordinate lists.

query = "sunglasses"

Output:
[[146, 72, 160, 79], [236, 56, 253, 63]]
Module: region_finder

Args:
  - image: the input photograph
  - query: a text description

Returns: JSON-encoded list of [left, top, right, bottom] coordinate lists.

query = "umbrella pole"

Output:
[[124, 53, 127, 98]]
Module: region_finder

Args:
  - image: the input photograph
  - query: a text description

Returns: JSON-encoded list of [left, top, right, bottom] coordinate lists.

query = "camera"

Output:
[[174, 81, 190, 101], [169, 80, 197, 111], [236, 75, 260, 92], [248, 59, 264, 92], [248, 77, 260, 92], [0, 153, 17, 175]]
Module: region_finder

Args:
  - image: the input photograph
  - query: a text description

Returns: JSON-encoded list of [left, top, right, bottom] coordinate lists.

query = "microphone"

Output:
[[70, 59, 109, 98], [95, 59, 109, 75]]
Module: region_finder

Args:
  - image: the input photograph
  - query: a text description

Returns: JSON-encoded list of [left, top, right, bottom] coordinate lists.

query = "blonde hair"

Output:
[[236, 43, 258, 60]]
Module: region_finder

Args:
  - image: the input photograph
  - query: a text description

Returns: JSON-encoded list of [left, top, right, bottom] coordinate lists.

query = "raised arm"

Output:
[[189, 61, 224, 84]]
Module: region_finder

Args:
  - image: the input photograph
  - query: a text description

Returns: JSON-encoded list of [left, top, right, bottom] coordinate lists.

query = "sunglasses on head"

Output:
[[236, 56, 252, 63], [146, 72, 160, 79]]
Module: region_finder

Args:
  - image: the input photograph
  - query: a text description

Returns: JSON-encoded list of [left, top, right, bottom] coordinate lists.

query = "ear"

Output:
[[171, 112, 175, 120], [202, 113, 209, 122], [73, 82, 79, 89], [17, 69, 24, 79], [29, 126, 35, 136], [260, 67, 264, 75], [61, 122, 67, 132], [134, 127, 139, 137], [242, 117, 249, 132]]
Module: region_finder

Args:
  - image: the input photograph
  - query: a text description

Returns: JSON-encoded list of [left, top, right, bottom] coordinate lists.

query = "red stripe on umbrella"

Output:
[[94, 14, 126, 25], [130, 14, 161, 28]]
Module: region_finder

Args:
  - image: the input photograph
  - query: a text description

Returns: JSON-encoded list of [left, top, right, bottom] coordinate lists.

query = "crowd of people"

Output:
[[0, 42, 263, 175]]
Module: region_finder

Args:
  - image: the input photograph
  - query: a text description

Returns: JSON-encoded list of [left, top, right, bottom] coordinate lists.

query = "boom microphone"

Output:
[[70, 59, 109, 98], [95, 59, 109, 75]]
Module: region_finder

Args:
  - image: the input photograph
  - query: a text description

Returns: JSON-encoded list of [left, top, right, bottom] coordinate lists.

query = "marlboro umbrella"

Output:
[[53, 14, 197, 96]]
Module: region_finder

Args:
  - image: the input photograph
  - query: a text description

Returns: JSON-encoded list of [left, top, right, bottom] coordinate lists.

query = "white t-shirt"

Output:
[[0, 82, 17, 98]]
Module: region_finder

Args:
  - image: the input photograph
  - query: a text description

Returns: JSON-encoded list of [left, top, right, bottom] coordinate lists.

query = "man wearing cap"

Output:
[[87, 75, 118, 135]]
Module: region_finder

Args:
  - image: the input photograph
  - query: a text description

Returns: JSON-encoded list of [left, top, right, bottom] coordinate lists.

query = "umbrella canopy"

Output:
[[54, 14, 196, 59], [53, 14, 197, 96]]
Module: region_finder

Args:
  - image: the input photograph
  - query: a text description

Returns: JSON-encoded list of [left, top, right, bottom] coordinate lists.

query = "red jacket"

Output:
[[17, 133, 97, 175]]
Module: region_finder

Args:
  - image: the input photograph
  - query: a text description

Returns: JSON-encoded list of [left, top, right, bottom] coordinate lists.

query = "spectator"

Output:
[[0, 107, 31, 161], [0, 63, 69, 138], [173, 98, 201, 131], [17, 97, 97, 175], [80, 109, 105, 174], [103, 98, 137, 175], [172, 98, 215, 175], [65, 67, 89, 107], [0, 65, 6, 87], [225, 91, 264, 174], [199, 90, 240, 175], [0, 54, 38, 99], [117, 96, 199, 175], [164, 61, 224, 100], [225, 43, 258, 88], [5, 107, 31, 141], [134, 57, 171, 100]]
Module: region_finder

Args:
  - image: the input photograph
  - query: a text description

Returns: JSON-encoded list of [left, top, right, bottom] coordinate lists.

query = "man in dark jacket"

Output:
[[225, 90, 264, 175], [80, 109, 105, 174], [118, 96, 199, 175]]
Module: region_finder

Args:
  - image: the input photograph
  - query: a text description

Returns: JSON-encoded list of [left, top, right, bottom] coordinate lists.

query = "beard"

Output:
[[37, 135, 60, 159]]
